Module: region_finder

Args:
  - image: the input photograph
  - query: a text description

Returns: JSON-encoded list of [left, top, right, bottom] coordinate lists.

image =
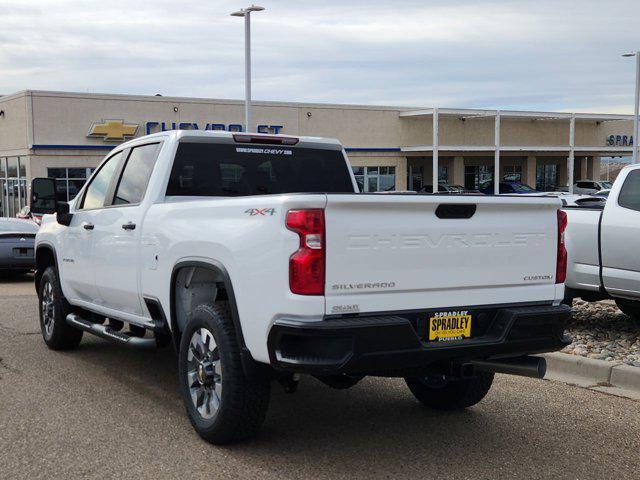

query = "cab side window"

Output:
[[79, 151, 123, 210], [112, 143, 160, 205], [618, 170, 640, 212]]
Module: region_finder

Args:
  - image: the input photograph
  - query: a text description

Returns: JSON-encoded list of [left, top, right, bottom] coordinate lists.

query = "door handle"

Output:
[[83, 223, 94, 230], [122, 222, 136, 231]]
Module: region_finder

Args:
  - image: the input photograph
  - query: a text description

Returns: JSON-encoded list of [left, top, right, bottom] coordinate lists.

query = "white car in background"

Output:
[[573, 180, 613, 195], [564, 164, 640, 323]]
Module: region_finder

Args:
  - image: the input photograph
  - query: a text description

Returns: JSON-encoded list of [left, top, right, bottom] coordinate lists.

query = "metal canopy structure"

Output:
[[399, 108, 635, 194]]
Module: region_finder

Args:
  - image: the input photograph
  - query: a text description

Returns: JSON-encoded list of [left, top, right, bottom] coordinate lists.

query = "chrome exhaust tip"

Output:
[[470, 355, 547, 379]]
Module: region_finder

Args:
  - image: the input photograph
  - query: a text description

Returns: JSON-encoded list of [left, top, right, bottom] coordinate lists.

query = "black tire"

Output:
[[38, 266, 83, 350], [561, 296, 574, 307], [615, 299, 640, 325], [178, 302, 271, 444], [405, 372, 494, 410]]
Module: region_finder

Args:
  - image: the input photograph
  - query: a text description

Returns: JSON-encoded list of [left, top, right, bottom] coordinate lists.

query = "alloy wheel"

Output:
[[186, 328, 222, 419], [41, 281, 55, 339]]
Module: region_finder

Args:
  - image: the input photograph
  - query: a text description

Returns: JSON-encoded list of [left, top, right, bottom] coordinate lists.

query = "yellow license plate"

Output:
[[428, 311, 472, 342]]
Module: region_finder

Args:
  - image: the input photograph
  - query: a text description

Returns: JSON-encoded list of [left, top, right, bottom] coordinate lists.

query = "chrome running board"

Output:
[[66, 313, 157, 349]]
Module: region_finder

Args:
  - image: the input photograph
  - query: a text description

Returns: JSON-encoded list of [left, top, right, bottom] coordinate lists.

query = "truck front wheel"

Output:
[[615, 299, 640, 325], [38, 266, 83, 350], [405, 372, 494, 410], [178, 302, 271, 444]]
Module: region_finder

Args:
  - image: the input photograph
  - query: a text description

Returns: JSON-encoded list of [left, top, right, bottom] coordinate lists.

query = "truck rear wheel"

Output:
[[178, 302, 271, 444], [615, 299, 640, 325], [38, 266, 83, 350], [405, 372, 494, 410]]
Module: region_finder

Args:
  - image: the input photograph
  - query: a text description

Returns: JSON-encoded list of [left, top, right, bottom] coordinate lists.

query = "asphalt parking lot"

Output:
[[1, 274, 639, 480]]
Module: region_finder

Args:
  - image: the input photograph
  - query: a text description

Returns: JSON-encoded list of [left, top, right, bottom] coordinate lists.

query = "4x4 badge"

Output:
[[245, 208, 276, 216]]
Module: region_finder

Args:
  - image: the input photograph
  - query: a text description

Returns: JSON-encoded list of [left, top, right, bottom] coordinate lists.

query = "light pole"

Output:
[[623, 51, 640, 163], [231, 5, 265, 133]]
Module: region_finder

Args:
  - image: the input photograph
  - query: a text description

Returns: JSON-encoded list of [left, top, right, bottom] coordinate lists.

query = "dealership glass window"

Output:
[[0, 159, 5, 217], [352, 166, 395, 192], [408, 165, 423, 191], [407, 164, 447, 191], [464, 165, 494, 191], [47, 167, 96, 202], [536, 164, 558, 191], [503, 165, 522, 182], [1, 156, 27, 217], [6, 157, 18, 177], [438, 165, 448, 183]]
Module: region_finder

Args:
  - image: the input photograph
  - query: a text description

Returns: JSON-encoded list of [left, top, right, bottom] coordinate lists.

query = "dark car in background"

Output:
[[0, 218, 38, 274], [480, 181, 538, 195], [418, 182, 472, 193]]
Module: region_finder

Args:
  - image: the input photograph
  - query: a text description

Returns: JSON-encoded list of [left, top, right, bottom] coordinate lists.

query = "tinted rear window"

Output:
[[166, 143, 354, 196], [619, 169, 640, 211]]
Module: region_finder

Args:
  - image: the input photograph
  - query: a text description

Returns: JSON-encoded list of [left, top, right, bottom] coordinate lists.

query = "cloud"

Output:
[[0, 0, 639, 113]]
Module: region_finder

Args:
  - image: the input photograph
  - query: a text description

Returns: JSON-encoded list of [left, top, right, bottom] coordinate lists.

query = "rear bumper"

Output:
[[267, 305, 571, 376], [0, 243, 35, 270]]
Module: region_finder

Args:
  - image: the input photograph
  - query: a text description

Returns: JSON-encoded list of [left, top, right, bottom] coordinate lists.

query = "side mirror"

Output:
[[30, 177, 73, 226], [56, 201, 73, 226], [31, 178, 57, 215]]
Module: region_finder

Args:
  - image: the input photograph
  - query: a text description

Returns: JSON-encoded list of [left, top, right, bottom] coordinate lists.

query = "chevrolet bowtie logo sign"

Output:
[[88, 119, 139, 141]]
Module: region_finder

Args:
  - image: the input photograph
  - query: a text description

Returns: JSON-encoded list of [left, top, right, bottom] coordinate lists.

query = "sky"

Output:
[[1, 0, 639, 113]]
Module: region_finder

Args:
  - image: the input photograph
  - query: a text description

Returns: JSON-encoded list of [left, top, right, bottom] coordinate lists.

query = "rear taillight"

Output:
[[286, 209, 325, 295], [556, 209, 568, 284]]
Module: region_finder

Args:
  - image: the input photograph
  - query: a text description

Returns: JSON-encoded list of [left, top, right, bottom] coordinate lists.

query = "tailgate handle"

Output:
[[435, 204, 476, 219]]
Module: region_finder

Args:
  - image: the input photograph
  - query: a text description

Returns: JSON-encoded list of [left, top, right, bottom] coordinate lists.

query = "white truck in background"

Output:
[[564, 163, 640, 323], [31, 130, 570, 444]]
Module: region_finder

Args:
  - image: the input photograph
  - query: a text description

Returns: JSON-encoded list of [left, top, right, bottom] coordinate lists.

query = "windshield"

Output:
[[601, 181, 613, 189], [0, 219, 38, 232], [167, 143, 355, 196]]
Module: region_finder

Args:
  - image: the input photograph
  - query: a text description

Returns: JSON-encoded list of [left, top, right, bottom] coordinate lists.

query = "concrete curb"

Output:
[[541, 352, 640, 400]]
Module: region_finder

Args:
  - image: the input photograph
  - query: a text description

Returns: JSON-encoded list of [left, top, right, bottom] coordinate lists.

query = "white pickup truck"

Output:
[[564, 163, 640, 322], [32, 130, 570, 444]]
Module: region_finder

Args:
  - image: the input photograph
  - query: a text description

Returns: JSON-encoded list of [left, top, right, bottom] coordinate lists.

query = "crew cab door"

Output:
[[58, 151, 124, 303], [601, 168, 640, 298], [91, 142, 161, 316]]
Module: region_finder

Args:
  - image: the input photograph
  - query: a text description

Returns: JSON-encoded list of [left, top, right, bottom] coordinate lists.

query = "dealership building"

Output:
[[0, 89, 635, 217]]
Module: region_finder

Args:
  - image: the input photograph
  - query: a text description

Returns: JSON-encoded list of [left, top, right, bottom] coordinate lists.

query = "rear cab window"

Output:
[[166, 142, 354, 196], [618, 169, 640, 212]]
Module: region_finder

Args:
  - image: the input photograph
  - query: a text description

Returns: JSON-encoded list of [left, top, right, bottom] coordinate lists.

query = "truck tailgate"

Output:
[[324, 194, 562, 314]]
